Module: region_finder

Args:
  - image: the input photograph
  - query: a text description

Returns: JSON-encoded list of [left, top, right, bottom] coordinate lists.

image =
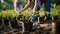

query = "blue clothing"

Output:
[[17, 0, 23, 4], [44, 0, 52, 12], [37, 0, 41, 8], [16, 0, 23, 10], [18, 0, 22, 2], [30, 16, 36, 22]]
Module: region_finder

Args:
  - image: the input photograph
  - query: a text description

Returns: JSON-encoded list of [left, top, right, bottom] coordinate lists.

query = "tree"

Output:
[[53, 0, 60, 5]]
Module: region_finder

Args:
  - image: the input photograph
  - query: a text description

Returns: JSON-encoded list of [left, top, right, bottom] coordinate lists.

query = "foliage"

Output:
[[0, 3, 60, 19], [20, 10, 33, 20], [23, 0, 28, 4], [58, 7, 60, 16], [50, 3, 60, 17], [0, 10, 19, 19], [0, 11, 6, 18], [53, 0, 60, 5], [1, 2, 8, 10], [0, 0, 14, 10]]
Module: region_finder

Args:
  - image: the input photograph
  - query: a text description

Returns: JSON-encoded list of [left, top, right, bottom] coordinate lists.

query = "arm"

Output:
[[23, 0, 32, 10], [14, 0, 18, 11]]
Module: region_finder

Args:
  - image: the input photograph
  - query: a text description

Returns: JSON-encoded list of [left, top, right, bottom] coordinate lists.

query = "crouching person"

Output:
[[40, 23, 52, 33], [29, 14, 37, 23], [14, 0, 24, 11], [22, 0, 41, 11]]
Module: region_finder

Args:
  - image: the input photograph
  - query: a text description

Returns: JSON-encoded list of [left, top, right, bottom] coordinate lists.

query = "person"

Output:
[[40, 23, 52, 32], [22, 0, 52, 13], [30, 14, 37, 22], [22, 0, 41, 12], [14, 0, 17, 11], [17, 0, 24, 10], [44, 0, 52, 12], [40, 0, 52, 20], [14, 0, 24, 11], [44, 0, 52, 20]]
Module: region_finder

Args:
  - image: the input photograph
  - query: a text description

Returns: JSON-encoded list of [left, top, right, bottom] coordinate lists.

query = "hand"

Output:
[[40, 24, 48, 27]]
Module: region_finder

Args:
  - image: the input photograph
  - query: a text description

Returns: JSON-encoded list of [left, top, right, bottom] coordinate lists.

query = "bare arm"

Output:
[[23, 0, 32, 10]]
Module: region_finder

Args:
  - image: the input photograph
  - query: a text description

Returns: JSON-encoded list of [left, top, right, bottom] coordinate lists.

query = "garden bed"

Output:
[[0, 10, 60, 34]]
